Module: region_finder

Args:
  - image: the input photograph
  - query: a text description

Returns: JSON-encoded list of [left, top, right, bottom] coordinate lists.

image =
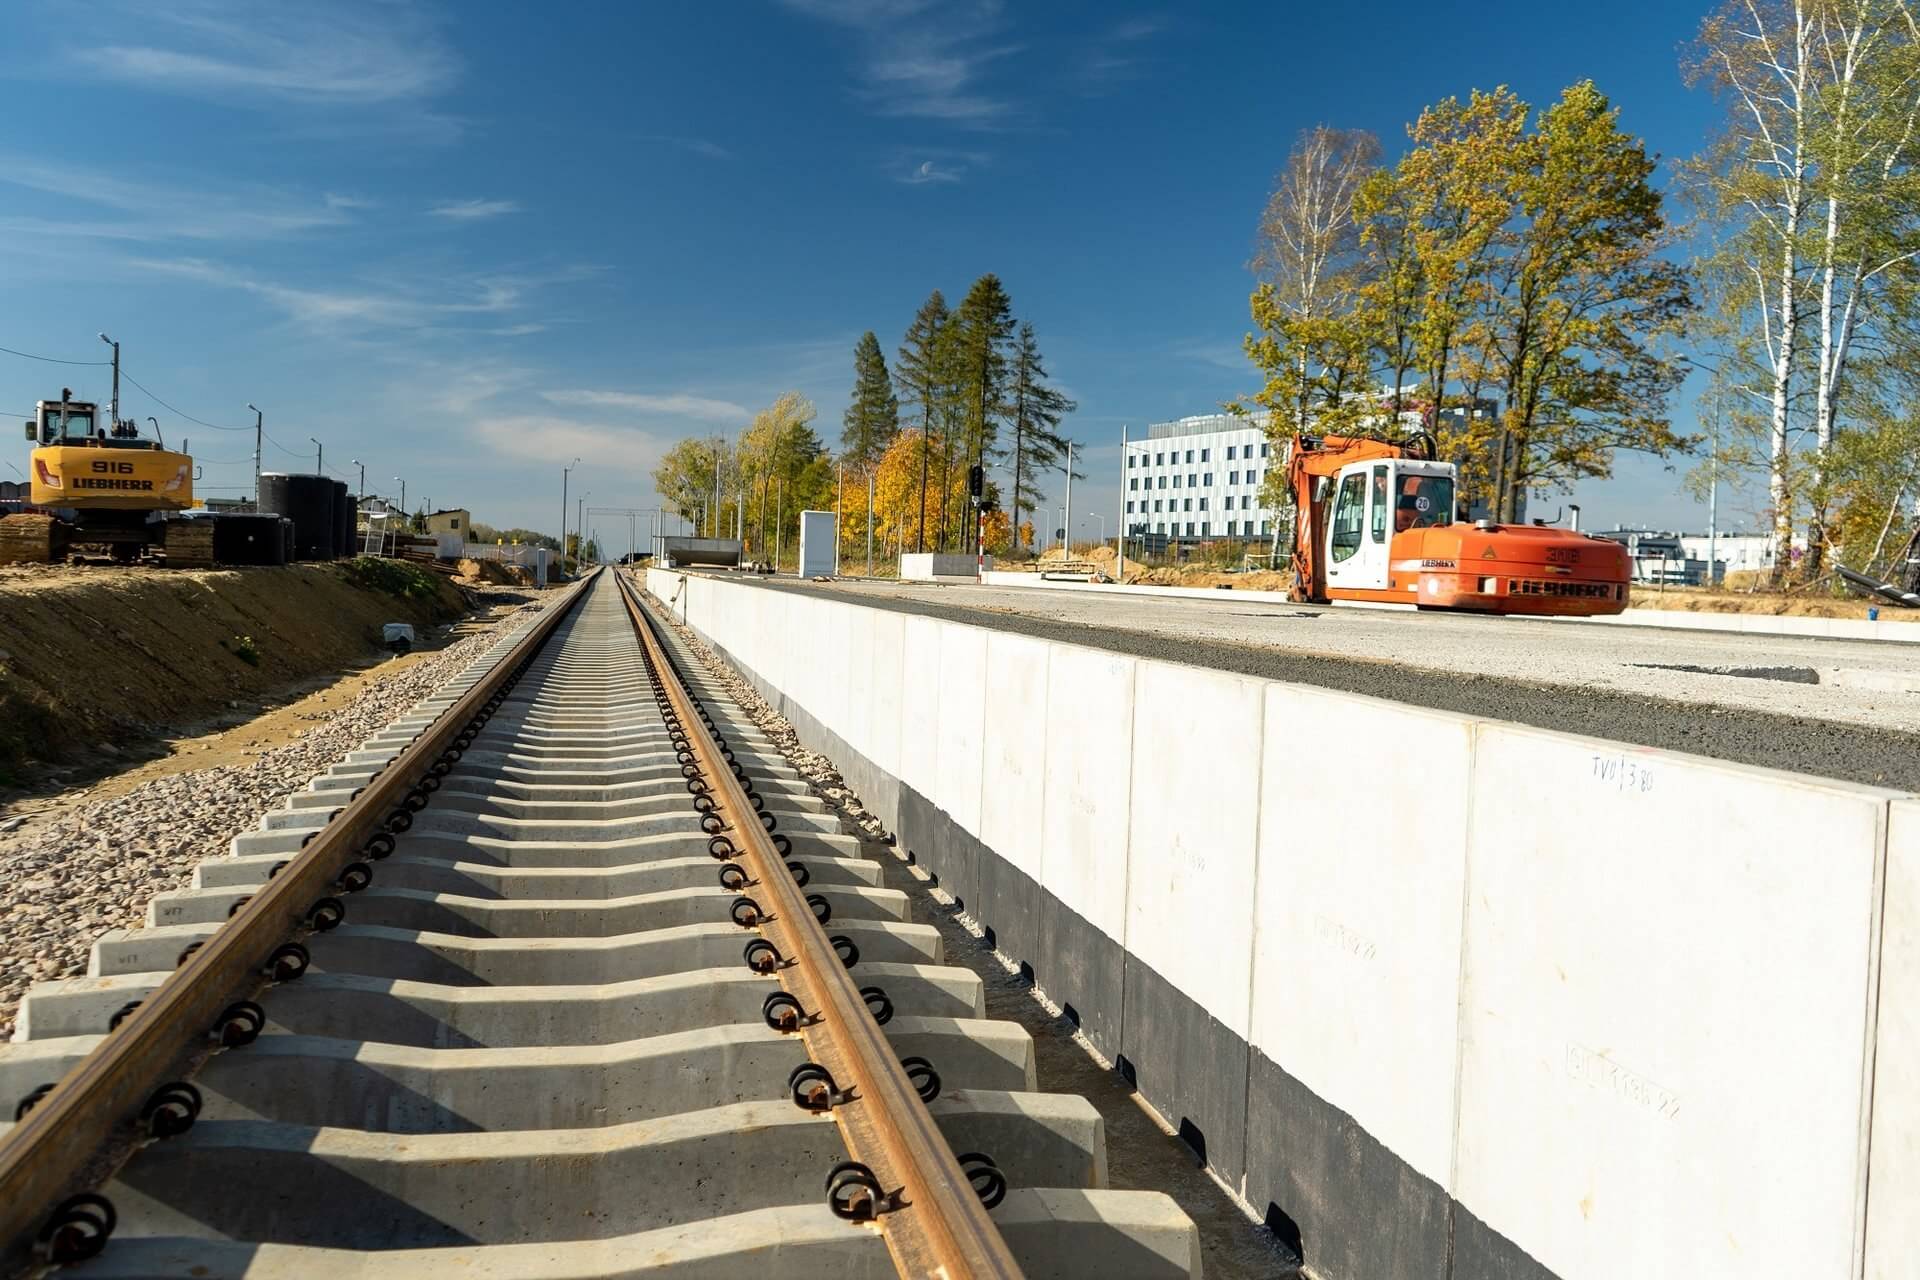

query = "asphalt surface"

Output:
[[737, 575, 1920, 791]]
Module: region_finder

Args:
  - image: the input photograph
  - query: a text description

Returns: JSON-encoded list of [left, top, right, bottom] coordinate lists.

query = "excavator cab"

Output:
[[28, 398, 99, 444], [1324, 458, 1455, 595]]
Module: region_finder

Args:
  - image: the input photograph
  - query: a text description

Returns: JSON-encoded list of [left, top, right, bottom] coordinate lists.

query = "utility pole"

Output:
[[351, 459, 365, 554], [248, 403, 263, 509], [98, 334, 120, 431], [713, 437, 724, 539], [1063, 441, 1074, 555], [866, 469, 875, 577], [836, 464, 844, 575], [560, 456, 580, 563], [1117, 425, 1127, 579], [775, 478, 784, 572], [577, 494, 588, 560], [310, 437, 322, 475]]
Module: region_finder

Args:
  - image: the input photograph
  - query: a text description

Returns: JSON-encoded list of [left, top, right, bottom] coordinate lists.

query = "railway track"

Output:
[[0, 570, 1201, 1278]]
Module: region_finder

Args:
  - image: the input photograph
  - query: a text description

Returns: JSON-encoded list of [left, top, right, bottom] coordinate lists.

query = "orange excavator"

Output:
[[1285, 431, 1630, 616]]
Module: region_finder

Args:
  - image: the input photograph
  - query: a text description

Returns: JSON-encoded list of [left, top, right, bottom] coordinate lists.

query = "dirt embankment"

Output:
[[0, 560, 469, 781]]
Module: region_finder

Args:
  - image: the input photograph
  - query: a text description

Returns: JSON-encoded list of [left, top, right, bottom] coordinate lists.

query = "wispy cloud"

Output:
[[1077, 16, 1165, 95], [642, 135, 732, 159], [67, 1, 462, 139], [324, 192, 377, 212], [472, 414, 677, 473], [0, 158, 354, 242], [1169, 338, 1250, 372], [899, 159, 965, 185], [130, 257, 531, 334], [542, 390, 752, 424], [74, 1, 456, 104], [430, 198, 522, 221], [777, 0, 1019, 123]]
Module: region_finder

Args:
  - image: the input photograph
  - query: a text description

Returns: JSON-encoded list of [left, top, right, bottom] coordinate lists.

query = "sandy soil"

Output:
[[0, 561, 473, 780]]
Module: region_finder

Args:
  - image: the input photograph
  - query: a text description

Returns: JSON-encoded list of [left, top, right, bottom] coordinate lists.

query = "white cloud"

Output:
[[325, 192, 377, 211], [541, 390, 752, 424], [900, 159, 964, 184], [471, 414, 676, 472], [429, 198, 522, 221], [776, 0, 1018, 122], [0, 157, 354, 242], [72, 2, 459, 108], [130, 257, 528, 334]]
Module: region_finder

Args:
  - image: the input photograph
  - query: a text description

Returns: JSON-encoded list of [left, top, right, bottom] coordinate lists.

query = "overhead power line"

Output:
[[119, 371, 254, 432], [0, 344, 110, 368]]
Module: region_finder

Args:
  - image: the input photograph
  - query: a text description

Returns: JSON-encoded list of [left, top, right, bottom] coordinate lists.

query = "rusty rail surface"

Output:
[[0, 571, 595, 1269], [614, 571, 1025, 1280]]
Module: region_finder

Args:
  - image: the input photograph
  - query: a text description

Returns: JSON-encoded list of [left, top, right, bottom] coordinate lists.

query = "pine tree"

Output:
[[841, 332, 899, 473], [894, 291, 949, 553], [950, 274, 1016, 552], [1007, 322, 1077, 553]]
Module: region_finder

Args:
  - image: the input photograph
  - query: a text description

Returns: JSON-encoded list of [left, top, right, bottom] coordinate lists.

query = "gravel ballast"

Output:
[[0, 607, 534, 1040]]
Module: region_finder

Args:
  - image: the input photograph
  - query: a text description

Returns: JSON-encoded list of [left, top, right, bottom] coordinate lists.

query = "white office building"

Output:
[[1123, 412, 1279, 544]]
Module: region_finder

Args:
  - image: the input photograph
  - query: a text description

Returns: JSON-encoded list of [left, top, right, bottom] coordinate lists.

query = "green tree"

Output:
[[951, 273, 1017, 506], [736, 392, 826, 563], [841, 331, 899, 472], [894, 291, 949, 552], [1006, 322, 1077, 551], [652, 438, 720, 526], [1471, 80, 1693, 519]]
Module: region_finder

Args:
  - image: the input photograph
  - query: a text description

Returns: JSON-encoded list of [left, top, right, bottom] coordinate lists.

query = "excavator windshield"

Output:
[[38, 404, 96, 442], [1394, 473, 1454, 532]]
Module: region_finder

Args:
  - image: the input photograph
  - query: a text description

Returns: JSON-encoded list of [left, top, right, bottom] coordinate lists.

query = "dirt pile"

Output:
[[1628, 585, 1920, 622], [0, 560, 469, 780]]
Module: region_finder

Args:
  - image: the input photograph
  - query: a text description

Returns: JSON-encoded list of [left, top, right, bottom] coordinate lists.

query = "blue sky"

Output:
[[2, 0, 1731, 544]]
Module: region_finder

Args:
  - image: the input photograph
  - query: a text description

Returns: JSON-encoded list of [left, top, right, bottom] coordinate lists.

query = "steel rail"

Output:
[[0, 570, 597, 1269], [615, 571, 1025, 1280]]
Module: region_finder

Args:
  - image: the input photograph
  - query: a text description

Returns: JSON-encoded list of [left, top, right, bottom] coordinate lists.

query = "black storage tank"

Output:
[[258, 473, 336, 560], [333, 481, 354, 559], [213, 513, 288, 565]]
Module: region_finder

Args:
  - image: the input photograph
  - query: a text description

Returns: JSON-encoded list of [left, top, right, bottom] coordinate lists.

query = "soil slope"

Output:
[[0, 560, 467, 779]]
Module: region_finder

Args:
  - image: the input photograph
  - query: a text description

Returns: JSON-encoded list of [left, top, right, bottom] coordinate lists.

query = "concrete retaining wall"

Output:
[[648, 567, 1910, 1280]]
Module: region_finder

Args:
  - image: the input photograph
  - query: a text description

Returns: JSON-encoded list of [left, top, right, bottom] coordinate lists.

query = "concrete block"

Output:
[[1455, 723, 1887, 1280], [979, 631, 1050, 886], [1248, 685, 1472, 1192], [1039, 642, 1135, 945], [1122, 660, 1265, 1038], [933, 622, 988, 837], [1868, 797, 1920, 1279], [898, 616, 943, 806], [901, 553, 992, 580], [867, 609, 907, 779]]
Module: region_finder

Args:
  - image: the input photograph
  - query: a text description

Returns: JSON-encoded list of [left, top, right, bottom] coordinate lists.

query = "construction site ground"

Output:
[[997, 545, 1920, 621], [0, 561, 487, 788]]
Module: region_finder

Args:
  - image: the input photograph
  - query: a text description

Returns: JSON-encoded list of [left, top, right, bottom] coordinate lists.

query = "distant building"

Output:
[[425, 508, 470, 537]]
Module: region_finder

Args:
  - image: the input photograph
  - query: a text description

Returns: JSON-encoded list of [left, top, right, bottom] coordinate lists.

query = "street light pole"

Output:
[[560, 457, 581, 564], [1063, 441, 1074, 555], [98, 334, 119, 431], [351, 459, 365, 553], [309, 437, 322, 475], [248, 404, 263, 509]]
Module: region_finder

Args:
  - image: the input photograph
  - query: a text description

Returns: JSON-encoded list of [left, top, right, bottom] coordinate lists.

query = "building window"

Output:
[[1128, 478, 1137, 491], [1371, 464, 1389, 543], [1201, 448, 1210, 461], [1157, 476, 1166, 489], [1185, 521, 1195, 535], [1261, 520, 1271, 535], [1155, 452, 1164, 465], [1261, 443, 1270, 457], [1184, 498, 1193, 512], [1227, 445, 1237, 460], [1125, 501, 1134, 514], [1188, 474, 1197, 487], [1153, 499, 1162, 512], [1201, 522, 1210, 535], [1229, 470, 1239, 484], [1199, 497, 1208, 511], [1203, 473, 1212, 486], [1185, 449, 1194, 463], [1229, 520, 1239, 536], [1155, 522, 1165, 534]]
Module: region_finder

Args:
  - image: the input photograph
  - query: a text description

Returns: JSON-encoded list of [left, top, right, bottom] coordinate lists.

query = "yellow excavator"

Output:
[[0, 390, 211, 566]]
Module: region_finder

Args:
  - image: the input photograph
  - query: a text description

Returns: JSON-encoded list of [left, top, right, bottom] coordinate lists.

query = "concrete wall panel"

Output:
[[1249, 684, 1472, 1189], [1123, 661, 1264, 1038], [841, 605, 875, 763], [979, 632, 1051, 885], [933, 622, 988, 838], [898, 616, 943, 803], [1038, 643, 1136, 945], [1868, 797, 1920, 1280], [1455, 724, 1885, 1280], [867, 610, 906, 779]]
